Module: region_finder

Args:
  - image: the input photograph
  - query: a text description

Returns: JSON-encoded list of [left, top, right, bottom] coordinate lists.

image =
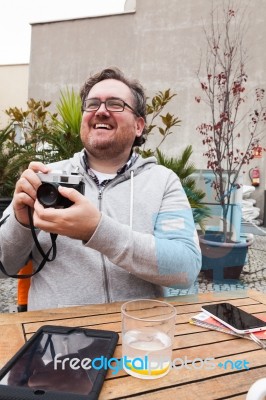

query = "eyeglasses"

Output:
[[83, 98, 138, 115]]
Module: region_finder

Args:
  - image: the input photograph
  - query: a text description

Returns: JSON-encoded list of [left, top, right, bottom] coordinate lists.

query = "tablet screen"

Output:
[[0, 329, 116, 396]]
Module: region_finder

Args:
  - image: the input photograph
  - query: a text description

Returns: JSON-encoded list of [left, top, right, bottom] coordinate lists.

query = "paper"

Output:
[[189, 312, 266, 342]]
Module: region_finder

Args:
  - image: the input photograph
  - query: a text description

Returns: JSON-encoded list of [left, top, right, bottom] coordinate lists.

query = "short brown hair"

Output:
[[80, 67, 146, 146]]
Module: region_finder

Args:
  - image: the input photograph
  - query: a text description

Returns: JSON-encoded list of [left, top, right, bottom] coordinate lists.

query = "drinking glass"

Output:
[[121, 299, 176, 379]]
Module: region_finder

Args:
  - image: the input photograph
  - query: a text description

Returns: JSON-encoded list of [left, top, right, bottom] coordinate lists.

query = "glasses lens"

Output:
[[106, 99, 124, 111], [84, 99, 100, 111], [83, 98, 126, 112]]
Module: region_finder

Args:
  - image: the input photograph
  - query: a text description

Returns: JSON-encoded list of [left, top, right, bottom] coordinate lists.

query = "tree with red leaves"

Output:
[[196, 1, 266, 240]]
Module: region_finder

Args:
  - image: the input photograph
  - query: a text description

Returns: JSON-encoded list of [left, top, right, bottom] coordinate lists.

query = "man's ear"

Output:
[[135, 117, 145, 137]]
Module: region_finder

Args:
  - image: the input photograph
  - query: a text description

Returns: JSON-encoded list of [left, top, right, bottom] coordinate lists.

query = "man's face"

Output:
[[80, 79, 144, 160]]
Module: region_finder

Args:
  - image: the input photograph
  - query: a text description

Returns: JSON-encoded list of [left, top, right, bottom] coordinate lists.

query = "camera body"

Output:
[[36, 171, 85, 208]]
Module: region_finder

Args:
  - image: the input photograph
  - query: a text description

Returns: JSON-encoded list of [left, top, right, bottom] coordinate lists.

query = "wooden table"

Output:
[[0, 289, 266, 399]]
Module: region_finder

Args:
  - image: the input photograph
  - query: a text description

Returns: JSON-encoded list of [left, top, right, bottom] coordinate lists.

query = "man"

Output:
[[0, 67, 201, 310]]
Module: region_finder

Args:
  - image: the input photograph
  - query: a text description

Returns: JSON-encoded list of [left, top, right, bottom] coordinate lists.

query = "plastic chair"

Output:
[[17, 260, 32, 312]]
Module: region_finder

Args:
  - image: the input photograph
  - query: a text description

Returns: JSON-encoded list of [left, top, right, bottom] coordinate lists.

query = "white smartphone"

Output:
[[201, 302, 266, 334]]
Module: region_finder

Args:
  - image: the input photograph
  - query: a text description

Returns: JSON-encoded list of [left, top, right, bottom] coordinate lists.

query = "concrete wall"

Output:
[[0, 64, 29, 127], [28, 0, 266, 217]]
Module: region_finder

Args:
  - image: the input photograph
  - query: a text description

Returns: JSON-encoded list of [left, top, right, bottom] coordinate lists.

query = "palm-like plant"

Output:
[[47, 88, 83, 160], [156, 146, 211, 231]]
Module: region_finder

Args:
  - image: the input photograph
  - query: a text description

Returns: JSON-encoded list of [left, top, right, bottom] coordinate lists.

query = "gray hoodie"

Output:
[[0, 152, 201, 310]]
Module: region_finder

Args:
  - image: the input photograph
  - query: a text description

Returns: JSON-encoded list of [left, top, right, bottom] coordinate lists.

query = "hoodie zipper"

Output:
[[98, 187, 103, 200], [88, 172, 133, 303], [97, 185, 111, 303]]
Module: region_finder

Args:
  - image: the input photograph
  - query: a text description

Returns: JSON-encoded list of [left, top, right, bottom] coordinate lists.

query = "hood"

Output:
[[70, 150, 158, 179]]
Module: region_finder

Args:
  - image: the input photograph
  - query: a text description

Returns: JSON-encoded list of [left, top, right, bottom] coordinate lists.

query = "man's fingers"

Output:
[[15, 175, 38, 199], [16, 192, 36, 209], [28, 162, 51, 173], [58, 186, 84, 203], [17, 165, 49, 195]]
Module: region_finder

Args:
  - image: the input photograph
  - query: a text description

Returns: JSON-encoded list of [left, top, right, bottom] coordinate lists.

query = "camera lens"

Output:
[[37, 183, 60, 207]]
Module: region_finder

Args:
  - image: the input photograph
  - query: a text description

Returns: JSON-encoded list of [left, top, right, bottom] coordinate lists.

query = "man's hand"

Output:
[[13, 162, 51, 226], [33, 186, 101, 242]]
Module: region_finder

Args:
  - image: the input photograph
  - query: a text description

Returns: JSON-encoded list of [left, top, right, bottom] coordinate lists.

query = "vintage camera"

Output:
[[36, 171, 85, 208]]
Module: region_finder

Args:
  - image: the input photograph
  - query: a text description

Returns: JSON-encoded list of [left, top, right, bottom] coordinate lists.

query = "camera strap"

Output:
[[27, 206, 57, 263], [0, 209, 58, 279]]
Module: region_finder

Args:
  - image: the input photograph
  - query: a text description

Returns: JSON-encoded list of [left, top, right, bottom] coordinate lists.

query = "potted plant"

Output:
[[195, 2, 266, 280]]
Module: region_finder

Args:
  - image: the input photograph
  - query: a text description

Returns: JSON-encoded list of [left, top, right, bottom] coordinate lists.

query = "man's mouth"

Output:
[[93, 123, 113, 130]]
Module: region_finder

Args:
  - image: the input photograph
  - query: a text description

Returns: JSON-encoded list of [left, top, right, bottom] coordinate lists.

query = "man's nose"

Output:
[[95, 103, 110, 116]]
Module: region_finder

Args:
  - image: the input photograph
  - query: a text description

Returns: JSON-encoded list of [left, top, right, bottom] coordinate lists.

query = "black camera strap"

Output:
[[0, 209, 58, 279], [27, 206, 57, 262]]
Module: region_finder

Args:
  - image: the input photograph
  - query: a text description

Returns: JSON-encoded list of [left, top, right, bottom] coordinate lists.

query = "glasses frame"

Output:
[[82, 97, 139, 116]]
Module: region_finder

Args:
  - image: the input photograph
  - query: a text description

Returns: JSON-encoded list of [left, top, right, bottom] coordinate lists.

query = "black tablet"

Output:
[[0, 325, 119, 399]]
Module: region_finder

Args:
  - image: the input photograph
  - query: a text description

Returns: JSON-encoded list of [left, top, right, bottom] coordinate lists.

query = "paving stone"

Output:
[[0, 278, 17, 313]]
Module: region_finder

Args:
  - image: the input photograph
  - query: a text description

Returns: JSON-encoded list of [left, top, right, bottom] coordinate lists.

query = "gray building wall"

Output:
[[28, 0, 266, 217]]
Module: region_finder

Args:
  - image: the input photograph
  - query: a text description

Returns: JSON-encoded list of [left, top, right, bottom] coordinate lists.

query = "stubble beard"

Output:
[[82, 127, 135, 160]]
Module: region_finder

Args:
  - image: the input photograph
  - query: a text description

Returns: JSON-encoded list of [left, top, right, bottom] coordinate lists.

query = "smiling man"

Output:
[[80, 79, 144, 164], [0, 67, 201, 310]]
